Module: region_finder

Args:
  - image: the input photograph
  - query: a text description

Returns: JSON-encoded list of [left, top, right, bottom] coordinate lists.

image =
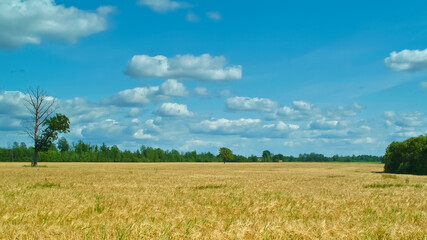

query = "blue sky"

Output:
[[0, 0, 426, 156]]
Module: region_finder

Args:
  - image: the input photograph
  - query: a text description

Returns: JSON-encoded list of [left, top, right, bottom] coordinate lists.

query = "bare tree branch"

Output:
[[24, 86, 58, 166]]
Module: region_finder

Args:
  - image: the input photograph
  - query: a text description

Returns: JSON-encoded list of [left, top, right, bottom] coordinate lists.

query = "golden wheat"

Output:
[[0, 162, 425, 239]]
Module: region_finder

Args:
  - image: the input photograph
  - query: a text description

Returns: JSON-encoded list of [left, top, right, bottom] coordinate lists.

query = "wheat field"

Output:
[[0, 162, 426, 239]]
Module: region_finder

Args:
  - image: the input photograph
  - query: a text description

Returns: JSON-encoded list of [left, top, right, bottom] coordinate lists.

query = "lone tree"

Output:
[[219, 147, 234, 164], [24, 87, 70, 166], [262, 150, 272, 162]]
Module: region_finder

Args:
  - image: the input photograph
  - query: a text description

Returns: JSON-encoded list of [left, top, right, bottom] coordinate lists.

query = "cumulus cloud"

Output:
[[0, 91, 29, 117], [133, 129, 154, 139], [227, 96, 278, 112], [308, 118, 344, 130], [275, 100, 320, 120], [103, 87, 161, 107], [385, 48, 427, 71], [384, 111, 423, 128], [384, 111, 426, 140], [81, 119, 127, 140], [206, 11, 221, 21], [0, 0, 114, 49], [326, 104, 364, 118], [124, 54, 242, 81], [192, 118, 299, 138], [61, 97, 120, 125], [192, 118, 261, 135], [137, 0, 189, 12], [103, 79, 188, 107], [156, 102, 193, 117], [0, 116, 22, 131], [293, 101, 314, 111], [160, 79, 188, 97], [351, 137, 374, 144], [263, 121, 299, 131]]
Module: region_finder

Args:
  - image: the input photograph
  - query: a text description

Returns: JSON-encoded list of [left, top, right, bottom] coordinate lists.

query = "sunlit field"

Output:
[[0, 162, 426, 239]]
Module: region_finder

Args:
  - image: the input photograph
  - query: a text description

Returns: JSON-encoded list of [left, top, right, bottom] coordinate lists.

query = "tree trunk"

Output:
[[33, 150, 38, 167], [33, 123, 38, 167]]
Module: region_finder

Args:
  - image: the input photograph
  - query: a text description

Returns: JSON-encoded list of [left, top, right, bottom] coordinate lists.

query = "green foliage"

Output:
[[262, 150, 272, 162], [37, 114, 70, 152], [219, 147, 234, 163], [57, 137, 70, 152], [384, 135, 427, 175]]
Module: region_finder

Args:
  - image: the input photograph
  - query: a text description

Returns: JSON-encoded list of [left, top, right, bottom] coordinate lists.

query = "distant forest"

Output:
[[0, 138, 384, 163]]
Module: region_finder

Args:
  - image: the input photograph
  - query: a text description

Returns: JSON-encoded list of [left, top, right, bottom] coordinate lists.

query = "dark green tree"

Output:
[[262, 150, 272, 162], [37, 114, 70, 153], [37, 114, 70, 150], [219, 147, 234, 164], [57, 137, 70, 152], [248, 155, 258, 162], [384, 135, 427, 175]]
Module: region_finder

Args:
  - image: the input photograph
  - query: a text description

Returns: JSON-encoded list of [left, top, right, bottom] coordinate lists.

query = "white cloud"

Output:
[[61, 97, 119, 124], [206, 11, 221, 21], [421, 82, 427, 88], [193, 118, 261, 135], [0, 0, 114, 49], [156, 102, 193, 117], [275, 101, 320, 120], [133, 129, 154, 139], [0, 91, 29, 117], [125, 54, 242, 81], [308, 118, 343, 130], [128, 108, 142, 117], [160, 79, 188, 97], [103, 87, 161, 107], [194, 87, 209, 96], [385, 48, 427, 71], [384, 111, 423, 128], [226, 96, 278, 112], [327, 103, 364, 118], [145, 119, 161, 132], [394, 131, 419, 138], [263, 121, 299, 131], [352, 137, 374, 144], [103, 79, 188, 107], [137, 0, 189, 12], [81, 119, 126, 139], [192, 118, 299, 138], [383, 111, 426, 141], [179, 139, 221, 151], [293, 101, 313, 111], [0, 116, 22, 131], [186, 12, 199, 22]]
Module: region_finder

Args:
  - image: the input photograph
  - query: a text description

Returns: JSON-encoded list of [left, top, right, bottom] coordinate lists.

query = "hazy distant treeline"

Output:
[[0, 139, 384, 163]]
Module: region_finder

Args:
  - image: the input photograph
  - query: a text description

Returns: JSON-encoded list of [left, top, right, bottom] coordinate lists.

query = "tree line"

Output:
[[0, 138, 383, 163], [384, 135, 426, 175]]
